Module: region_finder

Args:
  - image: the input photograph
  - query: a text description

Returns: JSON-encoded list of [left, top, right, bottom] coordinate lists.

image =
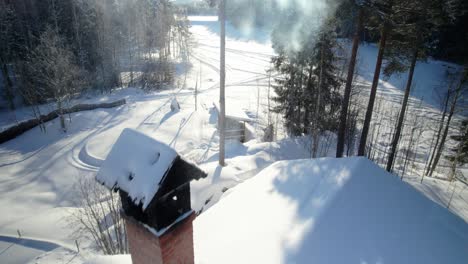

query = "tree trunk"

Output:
[[57, 100, 66, 132], [425, 91, 451, 175], [358, 24, 389, 156], [195, 64, 199, 111], [386, 49, 418, 172], [337, 8, 363, 157], [129, 43, 134, 86], [303, 64, 314, 133], [72, 2, 84, 70], [313, 46, 324, 158], [401, 127, 416, 180], [428, 80, 463, 177], [0, 60, 15, 110], [297, 66, 304, 133], [267, 70, 271, 125]]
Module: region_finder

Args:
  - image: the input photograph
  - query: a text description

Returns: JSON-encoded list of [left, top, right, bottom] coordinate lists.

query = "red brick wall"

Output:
[[125, 212, 195, 264], [160, 212, 195, 264], [126, 217, 163, 264]]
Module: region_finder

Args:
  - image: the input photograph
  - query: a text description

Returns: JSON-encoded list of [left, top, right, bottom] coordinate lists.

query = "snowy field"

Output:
[[0, 16, 467, 263]]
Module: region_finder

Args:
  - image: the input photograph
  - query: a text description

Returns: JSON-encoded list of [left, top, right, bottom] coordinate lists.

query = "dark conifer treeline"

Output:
[[0, 0, 191, 111], [265, 0, 467, 177]]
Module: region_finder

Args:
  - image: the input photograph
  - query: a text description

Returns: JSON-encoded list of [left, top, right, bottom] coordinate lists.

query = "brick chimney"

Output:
[[125, 211, 196, 264], [94, 130, 207, 264]]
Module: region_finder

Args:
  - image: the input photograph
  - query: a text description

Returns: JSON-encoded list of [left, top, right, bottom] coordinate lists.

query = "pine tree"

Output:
[[271, 51, 305, 136], [310, 22, 342, 157], [358, 0, 394, 156], [336, 0, 364, 157], [384, 0, 444, 172]]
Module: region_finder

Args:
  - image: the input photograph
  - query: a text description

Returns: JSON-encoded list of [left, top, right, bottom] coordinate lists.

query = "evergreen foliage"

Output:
[[383, 0, 444, 77], [271, 21, 342, 138]]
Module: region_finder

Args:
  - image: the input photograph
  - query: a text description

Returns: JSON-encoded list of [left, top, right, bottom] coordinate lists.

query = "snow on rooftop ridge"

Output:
[[194, 157, 468, 264], [213, 102, 253, 122], [96, 128, 177, 210]]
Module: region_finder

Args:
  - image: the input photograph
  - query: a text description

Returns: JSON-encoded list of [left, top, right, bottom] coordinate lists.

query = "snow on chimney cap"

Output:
[[96, 128, 177, 210]]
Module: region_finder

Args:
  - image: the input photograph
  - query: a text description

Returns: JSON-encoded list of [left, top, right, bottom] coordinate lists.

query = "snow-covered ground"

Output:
[[194, 158, 468, 264], [0, 16, 467, 263]]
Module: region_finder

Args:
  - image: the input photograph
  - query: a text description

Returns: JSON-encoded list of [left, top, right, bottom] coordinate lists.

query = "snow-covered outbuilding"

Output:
[[96, 128, 206, 264], [213, 102, 254, 142], [193, 157, 468, 264]]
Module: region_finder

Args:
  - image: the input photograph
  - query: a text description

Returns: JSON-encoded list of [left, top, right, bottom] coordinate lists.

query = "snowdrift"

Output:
[[194, 157, 468, 264]]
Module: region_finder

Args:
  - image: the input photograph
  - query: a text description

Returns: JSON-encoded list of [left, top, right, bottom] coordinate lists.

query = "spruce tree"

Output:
[[310, 22, 342, 157], [272, 20, 342, 153], [271, 50, 305, 136]]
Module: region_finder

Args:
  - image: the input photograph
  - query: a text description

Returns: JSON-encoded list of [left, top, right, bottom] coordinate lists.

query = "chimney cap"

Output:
[[96, 128, 206, 231], [96, 128, 179, 210]]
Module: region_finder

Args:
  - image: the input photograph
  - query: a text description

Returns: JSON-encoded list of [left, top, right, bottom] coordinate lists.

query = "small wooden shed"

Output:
[[213, 102, 254, 143]]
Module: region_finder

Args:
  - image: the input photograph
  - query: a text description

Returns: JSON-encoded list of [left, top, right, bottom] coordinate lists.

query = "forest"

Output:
[[226, 0, 468, 178], [0, 0, 191, 129]]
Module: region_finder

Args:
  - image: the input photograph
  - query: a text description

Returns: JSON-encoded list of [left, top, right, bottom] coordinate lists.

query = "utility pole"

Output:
[[194, 71, 198, 111], [195, 61, 201, 111], [200, 61, 202, 91], [219, 0, 226, 166], [267, 69, 271, 126]]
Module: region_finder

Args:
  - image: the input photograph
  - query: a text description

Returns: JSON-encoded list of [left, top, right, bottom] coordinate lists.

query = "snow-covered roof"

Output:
[[194, 157, 468, 264], [96, 128, 177, 210], [213, 102, 253, 122]]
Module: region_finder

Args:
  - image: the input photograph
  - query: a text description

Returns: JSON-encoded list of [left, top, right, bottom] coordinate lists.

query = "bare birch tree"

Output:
[[69, 176, 128, 255], [23, 27, 83, 132]]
